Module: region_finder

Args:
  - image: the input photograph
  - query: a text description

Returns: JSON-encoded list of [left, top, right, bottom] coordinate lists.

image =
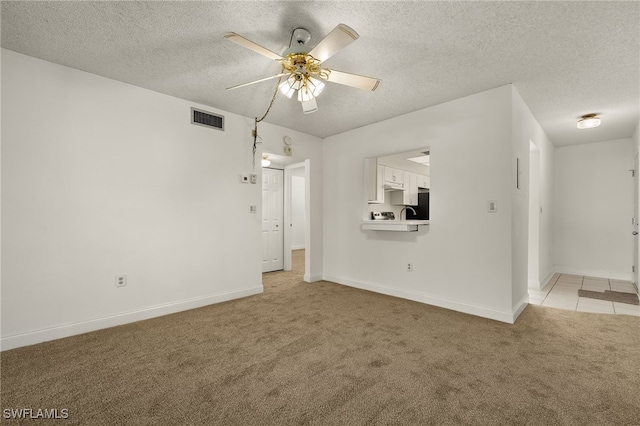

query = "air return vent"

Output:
[[191, 107, 224, 131]]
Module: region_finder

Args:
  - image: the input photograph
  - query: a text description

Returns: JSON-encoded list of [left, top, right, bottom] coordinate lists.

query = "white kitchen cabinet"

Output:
[[367, 159, 384, 204], [384, 167, 404, 185], [417, 174, 430, 189], [391, 172, 418, 206]]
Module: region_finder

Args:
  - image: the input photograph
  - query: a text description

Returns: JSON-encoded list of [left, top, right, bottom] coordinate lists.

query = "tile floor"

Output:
[[529, 273, 640, 316]]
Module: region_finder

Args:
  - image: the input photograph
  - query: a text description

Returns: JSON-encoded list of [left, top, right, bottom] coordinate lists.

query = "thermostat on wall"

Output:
[[283, 135, 292, 145]]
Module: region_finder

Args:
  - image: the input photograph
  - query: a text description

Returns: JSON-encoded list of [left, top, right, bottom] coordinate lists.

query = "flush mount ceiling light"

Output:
[[406, 154, 430, 165], [224, 24, 381, 114], [261, 155, 270, 167], [577, 113, 601, 129]]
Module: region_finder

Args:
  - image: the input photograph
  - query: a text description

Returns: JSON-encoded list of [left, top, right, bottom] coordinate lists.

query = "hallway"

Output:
[[529, 273, 640, 316]]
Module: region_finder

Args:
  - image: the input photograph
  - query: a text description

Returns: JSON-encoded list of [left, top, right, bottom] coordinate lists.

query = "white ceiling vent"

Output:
[[191, 107, 224, 131]]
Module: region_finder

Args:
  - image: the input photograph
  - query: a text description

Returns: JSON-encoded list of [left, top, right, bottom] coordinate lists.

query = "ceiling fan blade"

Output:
[[224, 32, 282, 60], [325, 70, 381, 92], [226, 73, 289, 91], [308, 24, 359, 63]]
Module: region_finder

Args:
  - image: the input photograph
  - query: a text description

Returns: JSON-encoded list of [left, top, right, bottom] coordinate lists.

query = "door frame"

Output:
[[633, 153, 639, 289], [528, 140, 541, 289], [283, 161, 308, 272]]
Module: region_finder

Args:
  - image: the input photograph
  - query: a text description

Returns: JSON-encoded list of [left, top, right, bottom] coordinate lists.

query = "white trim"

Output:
[[554, 265, 632, 281], [528, 268, 555, 291], [512, 294, 529, 322], [539, 269, 555, 288], [323, 274, 517, 324], [1, 286, 263, 351], [283, 167, 293, 271], [304, 274, 323, 283], [291, 245, 305, 250]]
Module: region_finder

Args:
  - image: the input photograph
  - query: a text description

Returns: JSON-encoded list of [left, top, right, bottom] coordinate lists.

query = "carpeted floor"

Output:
[[1, 249, 639, 425]]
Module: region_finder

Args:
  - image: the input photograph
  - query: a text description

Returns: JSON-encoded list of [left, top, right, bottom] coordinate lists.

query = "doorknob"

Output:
[[633, 231, 638, 235]]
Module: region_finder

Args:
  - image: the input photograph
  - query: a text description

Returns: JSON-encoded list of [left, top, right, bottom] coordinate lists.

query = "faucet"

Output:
[[400, 206, 416, 220]]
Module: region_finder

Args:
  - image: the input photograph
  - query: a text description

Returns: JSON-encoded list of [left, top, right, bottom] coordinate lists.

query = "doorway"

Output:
[[283, 161, 308, 275], [261, 154, 311, 281]]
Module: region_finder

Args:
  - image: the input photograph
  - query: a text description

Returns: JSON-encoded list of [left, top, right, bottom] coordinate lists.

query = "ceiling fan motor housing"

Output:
[[292, 28, 311, 46], [282, 28, 312, 56]]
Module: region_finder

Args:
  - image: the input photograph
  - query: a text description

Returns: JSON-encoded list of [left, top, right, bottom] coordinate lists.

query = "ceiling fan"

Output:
[[224, 24, 381, 114]]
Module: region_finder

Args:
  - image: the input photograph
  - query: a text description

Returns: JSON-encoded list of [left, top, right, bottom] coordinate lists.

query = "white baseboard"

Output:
[[1, 286, 263, 351], [512, 294, 529, 322], [304, 274, 323, 283], [323, 274, 518, 324], [554, 266, 631, 281], [540, 269, 556, 288], [528, 269, 556, 291]]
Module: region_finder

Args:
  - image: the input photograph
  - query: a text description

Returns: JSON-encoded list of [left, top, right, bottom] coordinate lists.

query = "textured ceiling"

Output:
[[2, 1, 638, 146]]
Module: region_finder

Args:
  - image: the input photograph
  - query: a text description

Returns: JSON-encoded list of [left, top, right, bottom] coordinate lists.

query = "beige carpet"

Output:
[[2, 250, 639, 425]]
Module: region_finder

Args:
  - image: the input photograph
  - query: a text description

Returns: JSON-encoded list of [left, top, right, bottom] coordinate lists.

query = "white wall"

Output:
[[291, 174, 306, 250], [323, 85, 527, 323], [510, 87, 555, 292], [0, 49, 322, 349], [528, 144, 540, 286], [554, 138, 633, 279]]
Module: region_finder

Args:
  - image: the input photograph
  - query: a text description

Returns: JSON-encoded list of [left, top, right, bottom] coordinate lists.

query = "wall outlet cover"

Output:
[[250, 174, 257, 184], [115, 275, 127, 287]]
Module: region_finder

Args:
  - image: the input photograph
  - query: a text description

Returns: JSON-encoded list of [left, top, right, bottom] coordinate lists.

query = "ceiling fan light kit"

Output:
[[577, 113, 601, 129], [224, 24, 380, 114]]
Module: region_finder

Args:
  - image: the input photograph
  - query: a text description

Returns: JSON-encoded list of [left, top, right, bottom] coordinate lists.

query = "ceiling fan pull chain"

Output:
[[252, 76, 283, 171]]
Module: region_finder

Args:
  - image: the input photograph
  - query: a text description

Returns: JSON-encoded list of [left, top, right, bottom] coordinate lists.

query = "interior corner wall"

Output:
[[554, 138, 634, 280], [322, 85, 518, 323], [509, 86, 530, 313], [510, 86, 555, 293], [0, 49, 321, 350]]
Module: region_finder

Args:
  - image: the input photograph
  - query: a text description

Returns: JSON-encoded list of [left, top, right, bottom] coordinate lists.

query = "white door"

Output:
[[262, 168, 284, 272]]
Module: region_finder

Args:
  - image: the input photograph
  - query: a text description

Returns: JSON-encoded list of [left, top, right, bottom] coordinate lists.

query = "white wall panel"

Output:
[[554, 138, 633, 279]]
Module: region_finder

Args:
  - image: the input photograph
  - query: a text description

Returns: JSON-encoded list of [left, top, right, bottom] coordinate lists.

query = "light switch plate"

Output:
[[488, 200, 497, 213]]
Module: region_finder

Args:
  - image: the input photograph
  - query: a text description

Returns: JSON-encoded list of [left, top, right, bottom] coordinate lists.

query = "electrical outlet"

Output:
[[115, 275, 127, 287], [249, 174, 257, 184], [407, 263, 413, 272], [249, 205, 257, 213]]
